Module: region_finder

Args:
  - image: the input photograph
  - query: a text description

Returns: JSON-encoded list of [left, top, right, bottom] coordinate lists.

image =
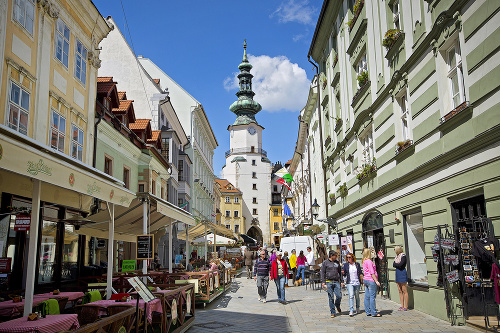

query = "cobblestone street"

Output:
[[188, 273, 478, 333]]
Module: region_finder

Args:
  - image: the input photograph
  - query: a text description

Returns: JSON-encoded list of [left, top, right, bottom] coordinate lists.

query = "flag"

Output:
[[276, 177, 291, 191], [283, 202, 292, 216], [179, 202, 188, 210], [275, 167, 293, 182]]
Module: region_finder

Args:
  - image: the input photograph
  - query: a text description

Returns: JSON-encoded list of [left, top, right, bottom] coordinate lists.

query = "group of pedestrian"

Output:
[[251, 248, 291, 304], [320, 246, 409, 318]]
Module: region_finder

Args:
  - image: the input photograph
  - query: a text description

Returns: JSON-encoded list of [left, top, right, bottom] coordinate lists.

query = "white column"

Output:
[[168, 223, 173, 273], [213, 232, 216, 255], [185, 225, 189, 268], [142, 200, 148, 275], [23, 179, 41, 316], [106, 203, 114, 299]]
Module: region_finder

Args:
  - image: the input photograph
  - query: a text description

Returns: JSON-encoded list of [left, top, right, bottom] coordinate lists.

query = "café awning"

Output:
[[0, 127, 135, 207], [192, 233, 236, 245], [177, 220, 237, 241], [78, 193, 195, 241]]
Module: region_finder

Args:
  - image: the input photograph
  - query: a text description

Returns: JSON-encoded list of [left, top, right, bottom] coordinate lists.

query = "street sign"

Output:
[[14, 215, 30, 231], [136, 235, 154, 259]]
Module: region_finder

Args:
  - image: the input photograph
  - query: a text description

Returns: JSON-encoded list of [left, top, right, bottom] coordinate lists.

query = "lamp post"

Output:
[[311, 198, 320, 220]]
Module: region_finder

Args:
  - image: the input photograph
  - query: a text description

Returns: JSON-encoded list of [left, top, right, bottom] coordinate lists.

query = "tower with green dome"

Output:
[[222, 41, 272, 246]]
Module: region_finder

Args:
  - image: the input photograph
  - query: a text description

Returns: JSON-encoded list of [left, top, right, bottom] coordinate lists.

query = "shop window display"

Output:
[[403, 211, 428, 285]]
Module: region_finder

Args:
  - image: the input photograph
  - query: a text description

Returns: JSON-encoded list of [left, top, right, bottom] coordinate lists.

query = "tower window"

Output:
[[251, 146, 255, 153], [253, 184, 257, 190], [252, 160, 256, 166], [252, 172, 257, 178], [253, 209, 257, 215], [253, 197, 257, 204]]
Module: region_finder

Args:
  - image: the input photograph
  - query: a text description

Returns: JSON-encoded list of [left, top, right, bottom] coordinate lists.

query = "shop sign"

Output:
[[328, 234, 339, 245], [14, 215, 31, 231], [121, 260, 136, 272], [0, 258, 11, 273], [136, 235, 154, 259]]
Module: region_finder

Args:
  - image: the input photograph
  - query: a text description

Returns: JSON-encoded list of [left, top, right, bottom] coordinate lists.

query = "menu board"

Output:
[[127, 276, 155, 303], [122, 260, 136, 272], [136, 235, 154, 259]]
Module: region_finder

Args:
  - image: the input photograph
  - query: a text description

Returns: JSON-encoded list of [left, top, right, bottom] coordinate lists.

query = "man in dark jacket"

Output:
[[244, 249, 254, 279], [321, 250, 343, 318], [254, 250, 271, 302]]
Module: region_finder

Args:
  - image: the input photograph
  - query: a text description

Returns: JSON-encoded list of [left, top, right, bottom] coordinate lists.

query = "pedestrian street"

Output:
[[189, 273, 479, 333]]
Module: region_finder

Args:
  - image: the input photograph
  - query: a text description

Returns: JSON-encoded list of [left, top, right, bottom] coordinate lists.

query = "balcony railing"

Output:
[[225, 147, 267, 158]]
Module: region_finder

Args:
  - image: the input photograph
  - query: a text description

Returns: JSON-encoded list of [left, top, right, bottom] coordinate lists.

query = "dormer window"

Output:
[[103, 97, 110, 111]]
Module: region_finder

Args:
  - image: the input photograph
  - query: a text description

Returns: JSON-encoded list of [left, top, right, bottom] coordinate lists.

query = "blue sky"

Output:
[[92, 0, 322, 176]]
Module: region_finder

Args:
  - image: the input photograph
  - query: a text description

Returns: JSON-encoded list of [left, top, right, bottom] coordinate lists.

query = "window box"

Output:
[[395, 140, 413, 155], [356, 160, 377, 183], [329, 194, 336, 205], [348, 0, 364, 32], [382, 29, 403, 51], [334, 118, 343, 132], [332, 54, 338, 68], [325, 136, 331, 147], [352, 79, 370, 106], [440, 101, 470, 124]]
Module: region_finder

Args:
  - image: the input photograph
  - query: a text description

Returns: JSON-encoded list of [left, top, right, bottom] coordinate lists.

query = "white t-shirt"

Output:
[[306, 251, 315, 266], [349, 263, 360, 285]]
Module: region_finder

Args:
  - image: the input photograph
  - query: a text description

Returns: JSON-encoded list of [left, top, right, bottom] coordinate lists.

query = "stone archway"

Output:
[[247, 226, 263, 245]]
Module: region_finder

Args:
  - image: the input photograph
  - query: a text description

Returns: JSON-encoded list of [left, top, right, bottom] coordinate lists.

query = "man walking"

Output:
[[306, 246, 316, 268], [244, 249, 254, 279], [321, 250, 343, 318], [254, 250, 271, 303]]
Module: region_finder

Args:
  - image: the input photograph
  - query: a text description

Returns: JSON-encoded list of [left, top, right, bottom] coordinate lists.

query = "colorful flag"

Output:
[[283, 202, 292, 216], [179, 202, 188, 210], [275, 167, 294, 182], [276, 178, 291, 191]]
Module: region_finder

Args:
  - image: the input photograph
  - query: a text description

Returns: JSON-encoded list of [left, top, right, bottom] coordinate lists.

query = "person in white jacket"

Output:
[[306, 246, 315, 268]]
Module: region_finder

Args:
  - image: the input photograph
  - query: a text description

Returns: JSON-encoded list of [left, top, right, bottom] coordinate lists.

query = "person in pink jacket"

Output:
[[362, 248, 382, 317], [295, 250, 308, 285]]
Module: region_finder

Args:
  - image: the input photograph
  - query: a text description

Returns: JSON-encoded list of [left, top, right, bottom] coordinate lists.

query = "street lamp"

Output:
[[311, 198, 320, 219]]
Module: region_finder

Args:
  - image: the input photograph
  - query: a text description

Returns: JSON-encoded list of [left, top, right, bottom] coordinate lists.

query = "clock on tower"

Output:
[[248, 127, 256, 135]]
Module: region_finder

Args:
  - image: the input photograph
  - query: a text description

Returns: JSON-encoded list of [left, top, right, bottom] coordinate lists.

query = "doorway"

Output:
[[362, 211, 388, 297]]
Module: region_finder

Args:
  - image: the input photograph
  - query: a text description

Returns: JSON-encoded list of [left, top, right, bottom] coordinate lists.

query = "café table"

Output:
[[87, 298, 162, 324], [34, 292, 84, 302], [0, 297, 50, 318], [0, 314, 79, 333]]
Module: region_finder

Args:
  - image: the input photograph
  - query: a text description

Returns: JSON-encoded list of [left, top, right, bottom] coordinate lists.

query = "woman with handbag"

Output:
[[393, 245, 409, 311], [342, 253, 363, 316]]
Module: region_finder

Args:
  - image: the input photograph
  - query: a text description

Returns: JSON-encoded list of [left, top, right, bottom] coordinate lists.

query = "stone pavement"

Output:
[[188, 272, 479, 333]]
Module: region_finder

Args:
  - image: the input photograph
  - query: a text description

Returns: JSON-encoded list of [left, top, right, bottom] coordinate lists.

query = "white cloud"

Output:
[[224, 54, 310, 113], [271, 0, 316, 26]]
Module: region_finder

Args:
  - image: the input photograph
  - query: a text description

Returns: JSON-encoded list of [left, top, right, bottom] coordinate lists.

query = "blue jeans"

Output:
[[326, 282, 342, 315], [274, 275, 286, 301], [296, 265, 306, 284], [347, 284, 360, 313], [364, 280, 378, 316]]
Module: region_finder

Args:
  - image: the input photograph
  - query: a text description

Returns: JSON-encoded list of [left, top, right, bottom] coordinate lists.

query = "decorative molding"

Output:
[[6, 58, 36, 83], [37, 0, 59, 18]]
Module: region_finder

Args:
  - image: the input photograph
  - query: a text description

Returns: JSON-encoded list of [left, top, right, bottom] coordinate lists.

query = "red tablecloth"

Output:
[[88, 299, 162, 324], [0, 314, 79, 333], [0, 298, 50, 318], [34, 292, 84, 301]]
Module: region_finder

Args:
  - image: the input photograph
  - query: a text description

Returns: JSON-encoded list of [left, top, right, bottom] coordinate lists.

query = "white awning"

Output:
[[192, 233, 236, 245], [177, 220, 237, 241], [78, 194, 195, 239], [0, 126, 135, 207]]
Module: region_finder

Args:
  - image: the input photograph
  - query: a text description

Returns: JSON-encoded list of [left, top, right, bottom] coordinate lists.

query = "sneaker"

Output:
[[349, 312, 354, 317], [330, 314, 335, 318], [262, 298, 267, 303], [258, 296, 262, 301]]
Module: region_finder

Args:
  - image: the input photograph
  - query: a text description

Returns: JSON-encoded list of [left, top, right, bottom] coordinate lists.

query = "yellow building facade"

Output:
[[269, 204, 282, 247], [215, 178, 243, 235]]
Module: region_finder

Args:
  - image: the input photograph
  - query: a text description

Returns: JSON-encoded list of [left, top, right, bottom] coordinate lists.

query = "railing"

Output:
[[225, 147, 267, 158]]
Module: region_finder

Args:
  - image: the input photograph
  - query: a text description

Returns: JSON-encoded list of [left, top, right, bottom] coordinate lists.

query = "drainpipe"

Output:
[[308, 56, 328, 220], [306, 127, 313, 225], [93, 102, 105, 168]]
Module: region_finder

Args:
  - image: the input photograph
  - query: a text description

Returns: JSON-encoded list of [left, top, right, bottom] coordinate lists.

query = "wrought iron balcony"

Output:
[[225, 147, 267, 158]]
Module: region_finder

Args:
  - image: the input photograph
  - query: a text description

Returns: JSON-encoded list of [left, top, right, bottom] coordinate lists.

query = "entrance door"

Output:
[[362, 211, 388, 297]]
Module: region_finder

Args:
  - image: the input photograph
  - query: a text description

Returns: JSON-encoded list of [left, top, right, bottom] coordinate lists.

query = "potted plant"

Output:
[[334, 117, 342, 128], [382, 29, 403, 50], [396, 140, 413, 154], [356, 158, 377, 181], [337, 183, 348, 198], [357, 71, 369, 87], [329, 193, 336, 204], [349, 0, 365, 31]]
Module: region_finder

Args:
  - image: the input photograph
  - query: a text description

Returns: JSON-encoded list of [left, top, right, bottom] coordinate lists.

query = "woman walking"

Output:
[[393, 245, 409, 311], [289, 249, 297, 286], [342, 253, 363, 316], [270, 252, 289, 304], [362, 248, 381, 317], [296, 250, 308, 285]]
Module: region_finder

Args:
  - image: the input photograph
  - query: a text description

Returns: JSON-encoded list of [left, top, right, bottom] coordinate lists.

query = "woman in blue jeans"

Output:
[[295, 251, 307, 285], [271, 252, 289, 304], [342, 253, 363, 316], [362, 248, 382, 317]]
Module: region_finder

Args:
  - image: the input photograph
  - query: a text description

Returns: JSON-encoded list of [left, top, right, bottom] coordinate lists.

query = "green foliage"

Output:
[[356, 159, 377, 181], [329, 193, 336, 200], [382, 29, 402, 49], [357, 71, 369, 87], [337, 183, 348, 198]]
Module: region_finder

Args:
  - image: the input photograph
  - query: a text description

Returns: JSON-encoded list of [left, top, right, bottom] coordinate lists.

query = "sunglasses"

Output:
[[346, 256, 352, 259]]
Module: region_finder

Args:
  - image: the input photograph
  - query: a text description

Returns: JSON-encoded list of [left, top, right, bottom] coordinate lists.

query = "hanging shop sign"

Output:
[[121, 260, 136, 272], [328, 234, 339, 245], [0, 258, 11, 273], [14, 215, 31, 231], [136, 235, 154, 259]]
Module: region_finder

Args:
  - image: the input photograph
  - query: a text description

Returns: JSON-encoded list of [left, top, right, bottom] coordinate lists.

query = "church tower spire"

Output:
[[229, 40, 262, 126]]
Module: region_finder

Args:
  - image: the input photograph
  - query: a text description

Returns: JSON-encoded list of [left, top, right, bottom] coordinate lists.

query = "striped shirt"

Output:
[[254, 258, 271, 277]]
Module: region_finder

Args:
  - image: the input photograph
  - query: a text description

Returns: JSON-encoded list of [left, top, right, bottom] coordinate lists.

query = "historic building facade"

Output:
[[222, 42, 272, 245], [308, 0, 500, 323], [215, 179, 243, 234]]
